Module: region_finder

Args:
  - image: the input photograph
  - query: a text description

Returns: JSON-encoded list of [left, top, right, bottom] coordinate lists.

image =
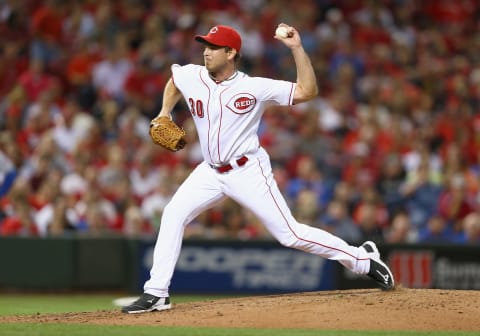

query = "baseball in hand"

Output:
[[275, 26, 289, 38]]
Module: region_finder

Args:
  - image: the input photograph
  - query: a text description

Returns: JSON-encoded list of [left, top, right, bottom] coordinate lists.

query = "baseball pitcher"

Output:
[[122, 23, 394, 314]]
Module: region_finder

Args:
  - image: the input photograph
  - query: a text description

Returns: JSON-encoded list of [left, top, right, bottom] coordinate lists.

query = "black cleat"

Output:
[[362, 241, 395, 291], [121, 293, 172, 314], [361, 241, 380, 257]]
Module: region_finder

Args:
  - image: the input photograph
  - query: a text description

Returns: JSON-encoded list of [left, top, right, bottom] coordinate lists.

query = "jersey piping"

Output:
[[198, 69, 214, 162], [217, 86, 231, 162]]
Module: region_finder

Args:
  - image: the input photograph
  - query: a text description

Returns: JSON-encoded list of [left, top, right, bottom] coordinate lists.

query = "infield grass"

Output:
[[0, 294, 477, 336]]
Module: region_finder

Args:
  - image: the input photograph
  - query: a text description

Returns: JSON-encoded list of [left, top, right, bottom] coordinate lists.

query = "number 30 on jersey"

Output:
[[188, 98, 204, 118]]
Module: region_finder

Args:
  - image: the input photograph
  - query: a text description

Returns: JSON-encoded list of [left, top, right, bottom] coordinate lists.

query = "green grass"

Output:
[[0, 293, 217, 316], [0, 324, 476, 336], [0, 294, 477, 336]]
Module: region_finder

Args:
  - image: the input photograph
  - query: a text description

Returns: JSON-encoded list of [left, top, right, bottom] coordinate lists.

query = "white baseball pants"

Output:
[[144, 147, 370, 297]]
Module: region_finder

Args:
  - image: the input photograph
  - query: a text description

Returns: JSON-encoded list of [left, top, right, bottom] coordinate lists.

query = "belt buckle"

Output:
[[216, 164, 233, 173], [209, 162, 230, 173]]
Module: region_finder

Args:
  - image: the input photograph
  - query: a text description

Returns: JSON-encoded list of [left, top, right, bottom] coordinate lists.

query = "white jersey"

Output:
[[171, 64, 295, 165]]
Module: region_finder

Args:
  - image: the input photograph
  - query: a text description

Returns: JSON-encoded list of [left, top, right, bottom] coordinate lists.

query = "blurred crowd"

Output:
[[1, 0, 480, 245]]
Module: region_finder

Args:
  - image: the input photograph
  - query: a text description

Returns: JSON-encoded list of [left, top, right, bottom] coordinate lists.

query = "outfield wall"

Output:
[[0, 237, 479, 292]]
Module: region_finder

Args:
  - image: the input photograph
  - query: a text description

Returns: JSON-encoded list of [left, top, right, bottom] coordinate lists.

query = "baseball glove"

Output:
[[149, 116, 186, 152]]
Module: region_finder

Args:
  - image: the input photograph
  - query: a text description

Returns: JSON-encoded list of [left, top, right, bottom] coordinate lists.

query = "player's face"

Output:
[[203, 44, 230, 73]]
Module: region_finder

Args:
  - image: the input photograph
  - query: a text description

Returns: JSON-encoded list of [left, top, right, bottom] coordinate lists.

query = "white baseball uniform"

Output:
[[144, 64, 371, 297]]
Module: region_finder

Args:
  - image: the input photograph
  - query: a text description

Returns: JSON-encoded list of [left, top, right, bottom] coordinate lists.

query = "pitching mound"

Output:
[[2, 288, 480, 331]]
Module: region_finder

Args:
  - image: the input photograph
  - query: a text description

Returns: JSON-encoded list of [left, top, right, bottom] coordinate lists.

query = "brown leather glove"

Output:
[[149, 116, 186, 152]]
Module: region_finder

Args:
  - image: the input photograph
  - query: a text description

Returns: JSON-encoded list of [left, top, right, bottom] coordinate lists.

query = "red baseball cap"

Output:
[[195, 25, 242, 52]]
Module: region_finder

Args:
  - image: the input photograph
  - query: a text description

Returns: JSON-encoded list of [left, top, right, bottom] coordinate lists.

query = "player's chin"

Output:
[[204, 62, 213, 70]]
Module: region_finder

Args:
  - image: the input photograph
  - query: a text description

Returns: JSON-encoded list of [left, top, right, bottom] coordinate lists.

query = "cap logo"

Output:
[[226, 93, 256, 114], [210, 27, 219, 34]]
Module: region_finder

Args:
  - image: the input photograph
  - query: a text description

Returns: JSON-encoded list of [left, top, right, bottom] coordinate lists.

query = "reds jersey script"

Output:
[[143, 64, 371, 298]]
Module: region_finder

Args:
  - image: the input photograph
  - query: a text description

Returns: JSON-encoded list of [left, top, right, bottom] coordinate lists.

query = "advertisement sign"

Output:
[[337, 244, 480, 290], [138, 240, 336, 293], [388, 247, 480, 289]]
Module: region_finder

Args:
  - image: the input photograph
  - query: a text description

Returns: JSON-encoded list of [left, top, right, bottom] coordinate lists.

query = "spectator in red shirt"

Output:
[[342, 141, 379, 191], [355, 201, 385, 243], [434, 97, 472, 150], [424, 0, 475, 27], [437, 173, 475, 234], [123, 56, 166, 117], [351, 0, 393, 47], [0, 41, 28, 97], [30, 0, 68, 67], [17, 57, 58, 102], [66, 40, 102, 88], [65, 40, 102, 110]]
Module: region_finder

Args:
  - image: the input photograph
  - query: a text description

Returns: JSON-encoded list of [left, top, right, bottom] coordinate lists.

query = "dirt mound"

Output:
[[1, 288, 479, 331]]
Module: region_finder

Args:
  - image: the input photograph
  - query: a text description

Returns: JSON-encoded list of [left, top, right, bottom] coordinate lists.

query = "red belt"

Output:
[[211, 156, 248, 173]]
